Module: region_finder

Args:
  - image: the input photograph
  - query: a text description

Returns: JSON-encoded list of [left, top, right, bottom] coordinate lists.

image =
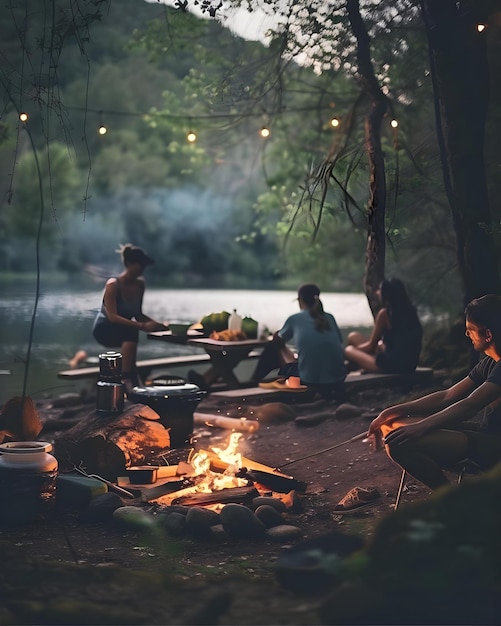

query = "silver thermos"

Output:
[[96, 351, 124, 414]]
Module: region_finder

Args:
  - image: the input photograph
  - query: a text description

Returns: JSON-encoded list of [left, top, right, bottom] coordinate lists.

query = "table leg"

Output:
[[204, 348, 252, 389]]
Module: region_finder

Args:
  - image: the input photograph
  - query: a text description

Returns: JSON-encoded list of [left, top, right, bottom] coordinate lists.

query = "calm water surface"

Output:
[[0, 287, 373, 403]]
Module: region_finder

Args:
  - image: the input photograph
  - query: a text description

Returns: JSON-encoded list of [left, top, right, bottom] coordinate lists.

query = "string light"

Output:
[[97, 110, 107, 135], [390, 119, 399, 128], [477, 24, 487, 33], [19, 112, 29, 122], [330, 117, 340, 128], [259, 126, 270, 139], [186, 130, 197, 143]]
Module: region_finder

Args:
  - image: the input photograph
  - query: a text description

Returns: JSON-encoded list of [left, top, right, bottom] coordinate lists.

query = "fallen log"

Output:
[[193, 412, 259, 432], [53, 403, 171, 481]]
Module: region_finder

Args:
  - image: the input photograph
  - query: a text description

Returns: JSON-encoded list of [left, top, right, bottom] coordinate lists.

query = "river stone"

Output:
[[186, 507, 221, 537], [252, 496, 286, 513], [81, 492, 124, 522], [158, 505, 191, 516], [157, 511, 186, 537], [210, 523, 228, 539], [219, 503, 266, 538], [265, 524, 303, 541], [113, 506, 156, 531], [335, 403, 361, 420], [253, 403, 297, 423], [254, 504, 284, 528]]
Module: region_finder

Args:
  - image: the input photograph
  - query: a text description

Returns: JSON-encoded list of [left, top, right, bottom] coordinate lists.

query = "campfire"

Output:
[[143, 432, 306, 510]]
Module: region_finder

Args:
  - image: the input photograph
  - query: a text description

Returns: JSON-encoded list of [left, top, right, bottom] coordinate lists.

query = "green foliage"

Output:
[[0, 0, 484, 309]]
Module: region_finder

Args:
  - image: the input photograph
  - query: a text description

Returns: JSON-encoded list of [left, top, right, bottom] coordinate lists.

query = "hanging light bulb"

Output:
[[330, 117, 340, 128], [97, 110, 107, 135], [186, 130, 197, 143], [390, 119, 399, 128], [260, 126, 270, 139], [19, 112, 29, 122]]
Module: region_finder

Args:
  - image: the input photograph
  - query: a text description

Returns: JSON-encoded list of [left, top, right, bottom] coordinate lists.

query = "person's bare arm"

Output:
[[103, 280, 164, 331], [383, 379, 501, 445], [367, 376, 477, 436], [356, 309, 389, 353]]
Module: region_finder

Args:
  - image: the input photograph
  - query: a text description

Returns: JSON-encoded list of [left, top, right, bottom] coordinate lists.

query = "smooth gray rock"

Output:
[[219, 503, 266, 538], [254, 504, 284, 528], [252, 496, 286, 513], [186, 506, 221, 537], [265, 524, 303, 541], [81, 492, 123, 522], [113, 506, 156, 531]]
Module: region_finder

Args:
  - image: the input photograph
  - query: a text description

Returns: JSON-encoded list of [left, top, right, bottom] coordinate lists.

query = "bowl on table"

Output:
[[168, 322, 195, 336]]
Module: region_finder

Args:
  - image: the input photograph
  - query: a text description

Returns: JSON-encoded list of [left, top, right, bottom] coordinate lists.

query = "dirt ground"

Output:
[[0, 378, 443, 625]]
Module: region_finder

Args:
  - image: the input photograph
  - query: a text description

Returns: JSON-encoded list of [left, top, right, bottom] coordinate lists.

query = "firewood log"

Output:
[[53, 403, 170, 481]]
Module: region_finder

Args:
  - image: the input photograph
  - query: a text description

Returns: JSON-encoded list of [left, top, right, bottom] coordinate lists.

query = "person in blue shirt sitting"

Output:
[[252, 283, 346, 402]]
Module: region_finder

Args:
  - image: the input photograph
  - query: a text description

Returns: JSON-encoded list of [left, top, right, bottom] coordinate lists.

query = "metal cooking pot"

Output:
[[128, 383, 205, 448]]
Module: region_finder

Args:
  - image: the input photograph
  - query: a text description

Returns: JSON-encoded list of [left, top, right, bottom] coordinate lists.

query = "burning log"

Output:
[[237, 468, 307, 493], [198, 448, 307, 492], [53, 403, 171, 481], [172, 485, 259, 507]]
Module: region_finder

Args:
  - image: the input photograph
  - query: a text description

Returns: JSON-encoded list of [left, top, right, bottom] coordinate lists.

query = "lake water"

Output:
[[0, 287, 373, 404]]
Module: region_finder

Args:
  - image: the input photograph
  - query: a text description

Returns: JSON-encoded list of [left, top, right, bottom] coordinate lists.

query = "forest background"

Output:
[[1, 0, 500, 318]]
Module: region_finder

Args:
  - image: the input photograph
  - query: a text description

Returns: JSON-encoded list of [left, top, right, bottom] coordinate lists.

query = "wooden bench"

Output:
[[211, 367, 436, 401], [344, 366, 435, 390], [58, 351, 262, 382]]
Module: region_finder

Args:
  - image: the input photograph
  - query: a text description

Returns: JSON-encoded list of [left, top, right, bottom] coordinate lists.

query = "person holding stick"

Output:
[[367, 294, 501, 491]]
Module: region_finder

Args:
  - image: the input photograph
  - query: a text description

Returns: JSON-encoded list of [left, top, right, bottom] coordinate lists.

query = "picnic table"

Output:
[[186, 337, 269, 389]]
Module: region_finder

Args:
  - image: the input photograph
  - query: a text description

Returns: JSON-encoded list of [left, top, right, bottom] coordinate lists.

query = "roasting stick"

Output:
[[274, 431, 368, 471]]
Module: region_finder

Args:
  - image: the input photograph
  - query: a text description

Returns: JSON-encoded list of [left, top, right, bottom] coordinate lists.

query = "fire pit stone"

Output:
[[254, 504, 284, 528], [219, 503, 266, 538], [185, 506, 221, 538]]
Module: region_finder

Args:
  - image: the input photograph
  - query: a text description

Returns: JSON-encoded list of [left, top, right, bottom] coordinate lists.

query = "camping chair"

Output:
[[394, 459, 481, 510]]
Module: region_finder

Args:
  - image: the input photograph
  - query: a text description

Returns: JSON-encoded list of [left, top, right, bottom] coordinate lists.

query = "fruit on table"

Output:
[[199, 311, 231, 333], [242, 316, 258, 339]]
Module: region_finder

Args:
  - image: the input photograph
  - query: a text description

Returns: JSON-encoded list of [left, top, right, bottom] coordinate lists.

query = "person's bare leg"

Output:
[[344, 346, 381, 372], [121, 341, 140, 389], [346, 331, 367, 347], [386, 430, 470, 491]]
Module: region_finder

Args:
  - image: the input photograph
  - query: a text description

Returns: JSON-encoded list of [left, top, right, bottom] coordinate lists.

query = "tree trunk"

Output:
[[421, 0, 500, 303], [347, 0, 389, 315]]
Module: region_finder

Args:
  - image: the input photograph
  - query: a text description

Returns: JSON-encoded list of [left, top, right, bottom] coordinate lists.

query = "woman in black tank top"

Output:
[[344, 278, 422, 374], [92, 244, 167, 390]]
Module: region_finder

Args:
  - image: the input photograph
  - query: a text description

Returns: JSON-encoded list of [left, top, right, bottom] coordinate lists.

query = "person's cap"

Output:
[[125, 246, 154, 266]]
